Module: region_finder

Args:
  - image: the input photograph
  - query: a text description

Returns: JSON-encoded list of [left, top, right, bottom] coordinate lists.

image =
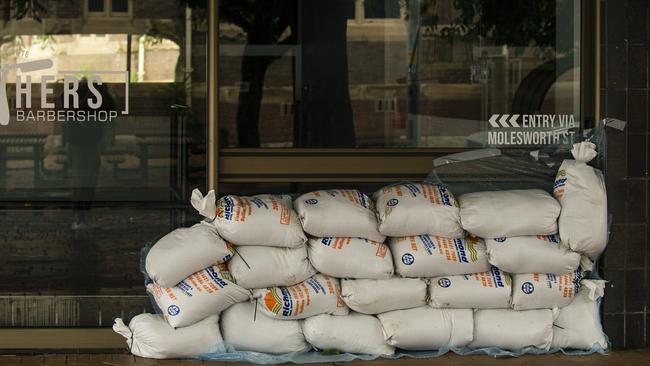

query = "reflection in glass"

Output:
[[218, 0, 580, 148], [0, 0, 208, 327]]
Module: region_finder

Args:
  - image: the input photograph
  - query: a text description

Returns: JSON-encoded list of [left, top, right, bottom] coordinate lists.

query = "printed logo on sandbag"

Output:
[[572, 270, 582, 294], [435, 185, 457, 207], [305, 199, 318, 205], [387, 198, 399, 206], [438, 278, 451, 288], [167, 305, 180, 316], [217, 196, 235, 220], [494, 237, 507, 243], [487, 114, 578, 146], [404, 183, 421, 197], [553, 169, 567, 198], [538, 234, 560, 244], [264, 287, 294, 316], [250, 197, 269, 209], [491, 268, 507, 288], [206, 266, 230, 288], [401, 253, 415, 265], [521, 281, 535, 294], [453, 238, 480, 263]]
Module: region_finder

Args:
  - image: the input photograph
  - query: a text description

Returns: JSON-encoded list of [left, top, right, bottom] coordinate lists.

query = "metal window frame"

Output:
[[1, 0, 599, 350]]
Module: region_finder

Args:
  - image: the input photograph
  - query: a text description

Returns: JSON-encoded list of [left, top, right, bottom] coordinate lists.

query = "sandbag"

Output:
[[254, 274, 349, 320], [145, 222, 234, 288], [511, 271, 582, 310], [470, 309, 554, 351], [113, 313, 224, 359], [373, 183, 464, 238], [377, 306, 473, 351], [307, 237, 393, 279], [147, 264, 251, 328], [390, 235, 491, 277], [228, 245, 317, 289], [554, 142, 608, 260], [294, 190, 385, 242], [429, 267, 511, 309], [459, 189, 560, 238], [485, 235, 581, 274], [340, 277, 427, 314], [191, 189, 306, 248], [221, 302, 310, 354], [552, 280, 608, 350], [302, 313, 395, 355]]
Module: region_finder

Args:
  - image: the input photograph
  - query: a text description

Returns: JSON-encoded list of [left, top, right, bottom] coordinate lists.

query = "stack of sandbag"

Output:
[[295, 189, 393, 280], [453, 182, 607, 352], [375, 183, 490, 279], [372, 183, 481, 351], [192, 191, 316, 290], [114, 219, 251, 357], [113, 169, 609, 359]]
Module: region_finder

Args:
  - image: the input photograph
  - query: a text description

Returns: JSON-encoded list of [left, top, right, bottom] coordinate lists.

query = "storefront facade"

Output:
[[0, 0, 644, 351]]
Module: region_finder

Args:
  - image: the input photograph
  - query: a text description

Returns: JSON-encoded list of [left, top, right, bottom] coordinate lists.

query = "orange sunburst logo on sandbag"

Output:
[[264, 289, 285, 315]]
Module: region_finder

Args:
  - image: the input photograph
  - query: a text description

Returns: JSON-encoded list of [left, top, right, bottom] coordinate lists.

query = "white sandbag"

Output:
[[147, 264, 251, 328], [302, 313, 395, 355], [554, 142, 608, 260], [254, 274, 349, 320], [511, 271, 582, 310], [294, 190, 385, 242], [373, 183, 464, 238], [390, 235, 491, 277], [459, 189, 560, 238], [485, 235, 581, 274], [341, 277, 427, 314], [429, 267, 511, 309], [145, 222, 234, 288], [552, 280, 608, 350], [307, 237, 393, 279], [191, 189, 306, 248], [113, 313, 223, 359], [228, 245, 317, 289], [378, 306, 473, 351], [221, 302, 310, 354], [470, 309, 554, 350]]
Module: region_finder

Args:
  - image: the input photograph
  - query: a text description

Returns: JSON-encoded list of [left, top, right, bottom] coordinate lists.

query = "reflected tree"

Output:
[[413, 0, 575, 114], [219, 0, 356, 147], [220, 0, 298, 147]]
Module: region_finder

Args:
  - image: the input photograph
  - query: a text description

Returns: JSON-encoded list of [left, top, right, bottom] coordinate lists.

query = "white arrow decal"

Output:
[[498, 114, 510, 127], [509, 114, 520, 127], [488, 114, 500, 128]]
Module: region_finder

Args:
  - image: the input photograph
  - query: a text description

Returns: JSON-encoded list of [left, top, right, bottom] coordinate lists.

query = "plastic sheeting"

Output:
[[134, 123, 621, 363]]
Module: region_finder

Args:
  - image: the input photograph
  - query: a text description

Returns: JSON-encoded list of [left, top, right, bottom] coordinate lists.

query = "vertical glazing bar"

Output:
[[208, 0, 219, 192], [580, 0, 598, 128], [594, 0, 601, 122]]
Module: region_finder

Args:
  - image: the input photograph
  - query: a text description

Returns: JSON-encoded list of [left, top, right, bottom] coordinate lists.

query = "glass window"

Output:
[[218, 0, 581, 148], [0, 0, 208, 327], [111, 0, 129, 13], [87, 0, 105, 13]]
